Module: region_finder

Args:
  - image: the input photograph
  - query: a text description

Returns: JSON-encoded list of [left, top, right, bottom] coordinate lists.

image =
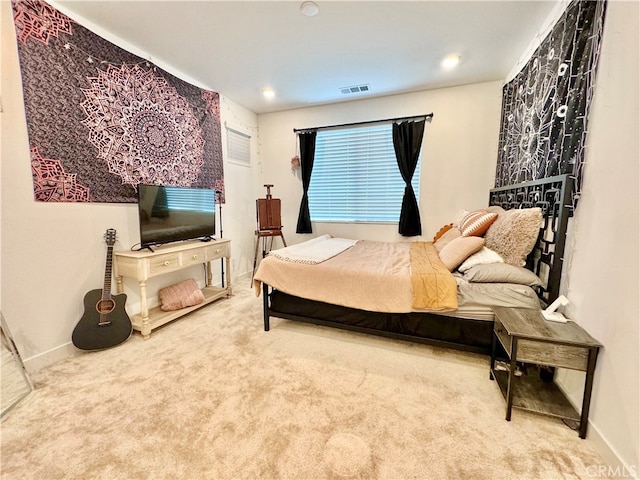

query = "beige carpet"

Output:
[[1, 284, 606, 479]]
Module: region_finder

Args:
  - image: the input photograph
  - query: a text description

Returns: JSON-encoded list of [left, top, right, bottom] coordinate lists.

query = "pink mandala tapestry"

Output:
[[12, 0, 224, 203]]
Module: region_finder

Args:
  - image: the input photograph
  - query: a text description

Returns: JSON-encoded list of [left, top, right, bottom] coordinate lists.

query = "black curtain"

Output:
[[296, 130, 317, 233], [393, 119, 425, 236]]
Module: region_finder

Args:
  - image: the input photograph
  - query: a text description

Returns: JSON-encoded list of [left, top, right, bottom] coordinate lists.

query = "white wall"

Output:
[[257, 81, 504, 244], [0, 2, 259, 370], [558, 0, 639, 474], [0, 2, 3, 316], [218, 97, 263, 283]]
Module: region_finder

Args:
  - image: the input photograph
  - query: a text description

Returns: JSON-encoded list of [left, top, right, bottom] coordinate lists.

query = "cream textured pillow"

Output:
[[434, 227, 461, 252], [459, 209, 499, 237], [463, 263, 543, 286], [484, 207, 543, 266], [438, 236, 485, 271], [457, 247, 504, 273], [159, 278, 205, 312]]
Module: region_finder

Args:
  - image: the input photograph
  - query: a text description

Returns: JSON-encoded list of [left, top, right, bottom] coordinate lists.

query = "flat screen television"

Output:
[[137, 184, 216, 249]]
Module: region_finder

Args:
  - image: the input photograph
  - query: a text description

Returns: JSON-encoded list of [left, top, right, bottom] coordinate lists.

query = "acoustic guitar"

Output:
[[72, 229, 132, 351]]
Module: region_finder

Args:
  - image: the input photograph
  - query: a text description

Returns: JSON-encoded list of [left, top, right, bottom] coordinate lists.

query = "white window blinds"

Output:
[[226, 127, 251, 166], [308, 123, 421, 223]]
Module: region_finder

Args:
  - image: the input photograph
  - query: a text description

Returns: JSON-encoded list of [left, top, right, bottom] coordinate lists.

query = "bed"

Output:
[[254, 175, 573, 355]]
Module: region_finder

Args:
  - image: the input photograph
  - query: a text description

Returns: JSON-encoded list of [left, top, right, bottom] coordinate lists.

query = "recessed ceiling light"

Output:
[[441, 54, 460, 70], [262, 88, 275, 99], [300, 1, 319, 17]]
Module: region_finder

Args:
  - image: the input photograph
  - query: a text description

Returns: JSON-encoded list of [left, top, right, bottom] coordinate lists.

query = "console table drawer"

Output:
[[181, 248, 208, 267], [148, 254, 180, 275], [206, 242, 230, 260]]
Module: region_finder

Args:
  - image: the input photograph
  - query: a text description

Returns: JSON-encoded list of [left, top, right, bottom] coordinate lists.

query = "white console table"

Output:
[[113, 239, 232, 338]]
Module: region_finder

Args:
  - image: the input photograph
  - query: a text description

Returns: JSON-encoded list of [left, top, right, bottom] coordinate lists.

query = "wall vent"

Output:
[[340, 84, 370, 95]]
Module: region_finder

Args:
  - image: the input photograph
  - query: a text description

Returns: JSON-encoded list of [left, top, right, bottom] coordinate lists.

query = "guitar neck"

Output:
[[102, 245, 114, 302]]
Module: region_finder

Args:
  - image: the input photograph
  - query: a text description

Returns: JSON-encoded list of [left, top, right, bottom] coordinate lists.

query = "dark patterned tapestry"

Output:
[[495, 0, 606, 208], [12, 0, 224, 203]]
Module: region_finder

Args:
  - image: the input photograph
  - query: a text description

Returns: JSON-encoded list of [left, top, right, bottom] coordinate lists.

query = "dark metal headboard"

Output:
[[488, 174, 573, 306]]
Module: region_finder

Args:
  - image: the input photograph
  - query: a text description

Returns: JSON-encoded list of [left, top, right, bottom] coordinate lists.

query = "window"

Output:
[[226, 126, 251, 166], [308, 123, 421, 223]]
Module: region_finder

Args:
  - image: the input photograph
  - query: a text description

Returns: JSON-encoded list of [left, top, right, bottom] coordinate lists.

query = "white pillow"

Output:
[[457, 247, 504, 273]]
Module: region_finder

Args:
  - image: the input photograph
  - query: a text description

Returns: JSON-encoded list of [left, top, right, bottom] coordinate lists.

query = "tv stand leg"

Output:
[[225, 256, 232, 296], [139, 280, 151, 339], [205, 261, 212, 287]]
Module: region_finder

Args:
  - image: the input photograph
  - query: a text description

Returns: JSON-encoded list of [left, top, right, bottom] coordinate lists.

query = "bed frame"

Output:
[[261, 174, 573, 355]]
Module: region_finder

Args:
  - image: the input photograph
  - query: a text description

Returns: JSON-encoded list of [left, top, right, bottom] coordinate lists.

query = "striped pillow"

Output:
[[459, 209, 499, 237]]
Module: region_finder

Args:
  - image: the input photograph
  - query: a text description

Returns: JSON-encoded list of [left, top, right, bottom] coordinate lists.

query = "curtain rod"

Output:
[[293, 112, 433, 133]]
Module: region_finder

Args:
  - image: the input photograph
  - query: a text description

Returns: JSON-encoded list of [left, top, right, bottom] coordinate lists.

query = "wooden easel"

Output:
[[252, 184, 287, 283]]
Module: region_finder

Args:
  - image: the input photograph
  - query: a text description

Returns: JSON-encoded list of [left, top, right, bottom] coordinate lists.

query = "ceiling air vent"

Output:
[[340, 84, 370, 95]]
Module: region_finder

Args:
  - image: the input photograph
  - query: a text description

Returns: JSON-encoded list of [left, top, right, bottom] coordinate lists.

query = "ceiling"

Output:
[[54, 1, 559, 114]]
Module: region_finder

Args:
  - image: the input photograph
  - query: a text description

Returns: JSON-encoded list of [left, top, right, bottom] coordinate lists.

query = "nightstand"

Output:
[[490, 306, 602, 439]]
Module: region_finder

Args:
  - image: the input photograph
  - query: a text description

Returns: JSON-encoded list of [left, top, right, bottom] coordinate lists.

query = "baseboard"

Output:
[[23, 341, 81, 373], [585, 422, 639, 479], [235, 269, 251, 283], [556, 374, 638, 479]]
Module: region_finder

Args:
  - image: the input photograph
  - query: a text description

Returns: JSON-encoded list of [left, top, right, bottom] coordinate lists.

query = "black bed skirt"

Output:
[[268, 290, 493, 355]]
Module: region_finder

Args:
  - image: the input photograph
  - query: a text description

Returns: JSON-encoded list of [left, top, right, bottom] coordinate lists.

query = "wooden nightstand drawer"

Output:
[[515, 340, 588, 370], [494, 318, 588, 370]]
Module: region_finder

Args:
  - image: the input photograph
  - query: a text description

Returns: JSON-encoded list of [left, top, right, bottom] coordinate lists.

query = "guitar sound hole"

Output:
[[96, 299, 115, 315]]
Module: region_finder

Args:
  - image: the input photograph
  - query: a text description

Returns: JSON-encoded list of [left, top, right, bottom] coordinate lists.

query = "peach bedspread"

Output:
[[253, 239, 458, 313]]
